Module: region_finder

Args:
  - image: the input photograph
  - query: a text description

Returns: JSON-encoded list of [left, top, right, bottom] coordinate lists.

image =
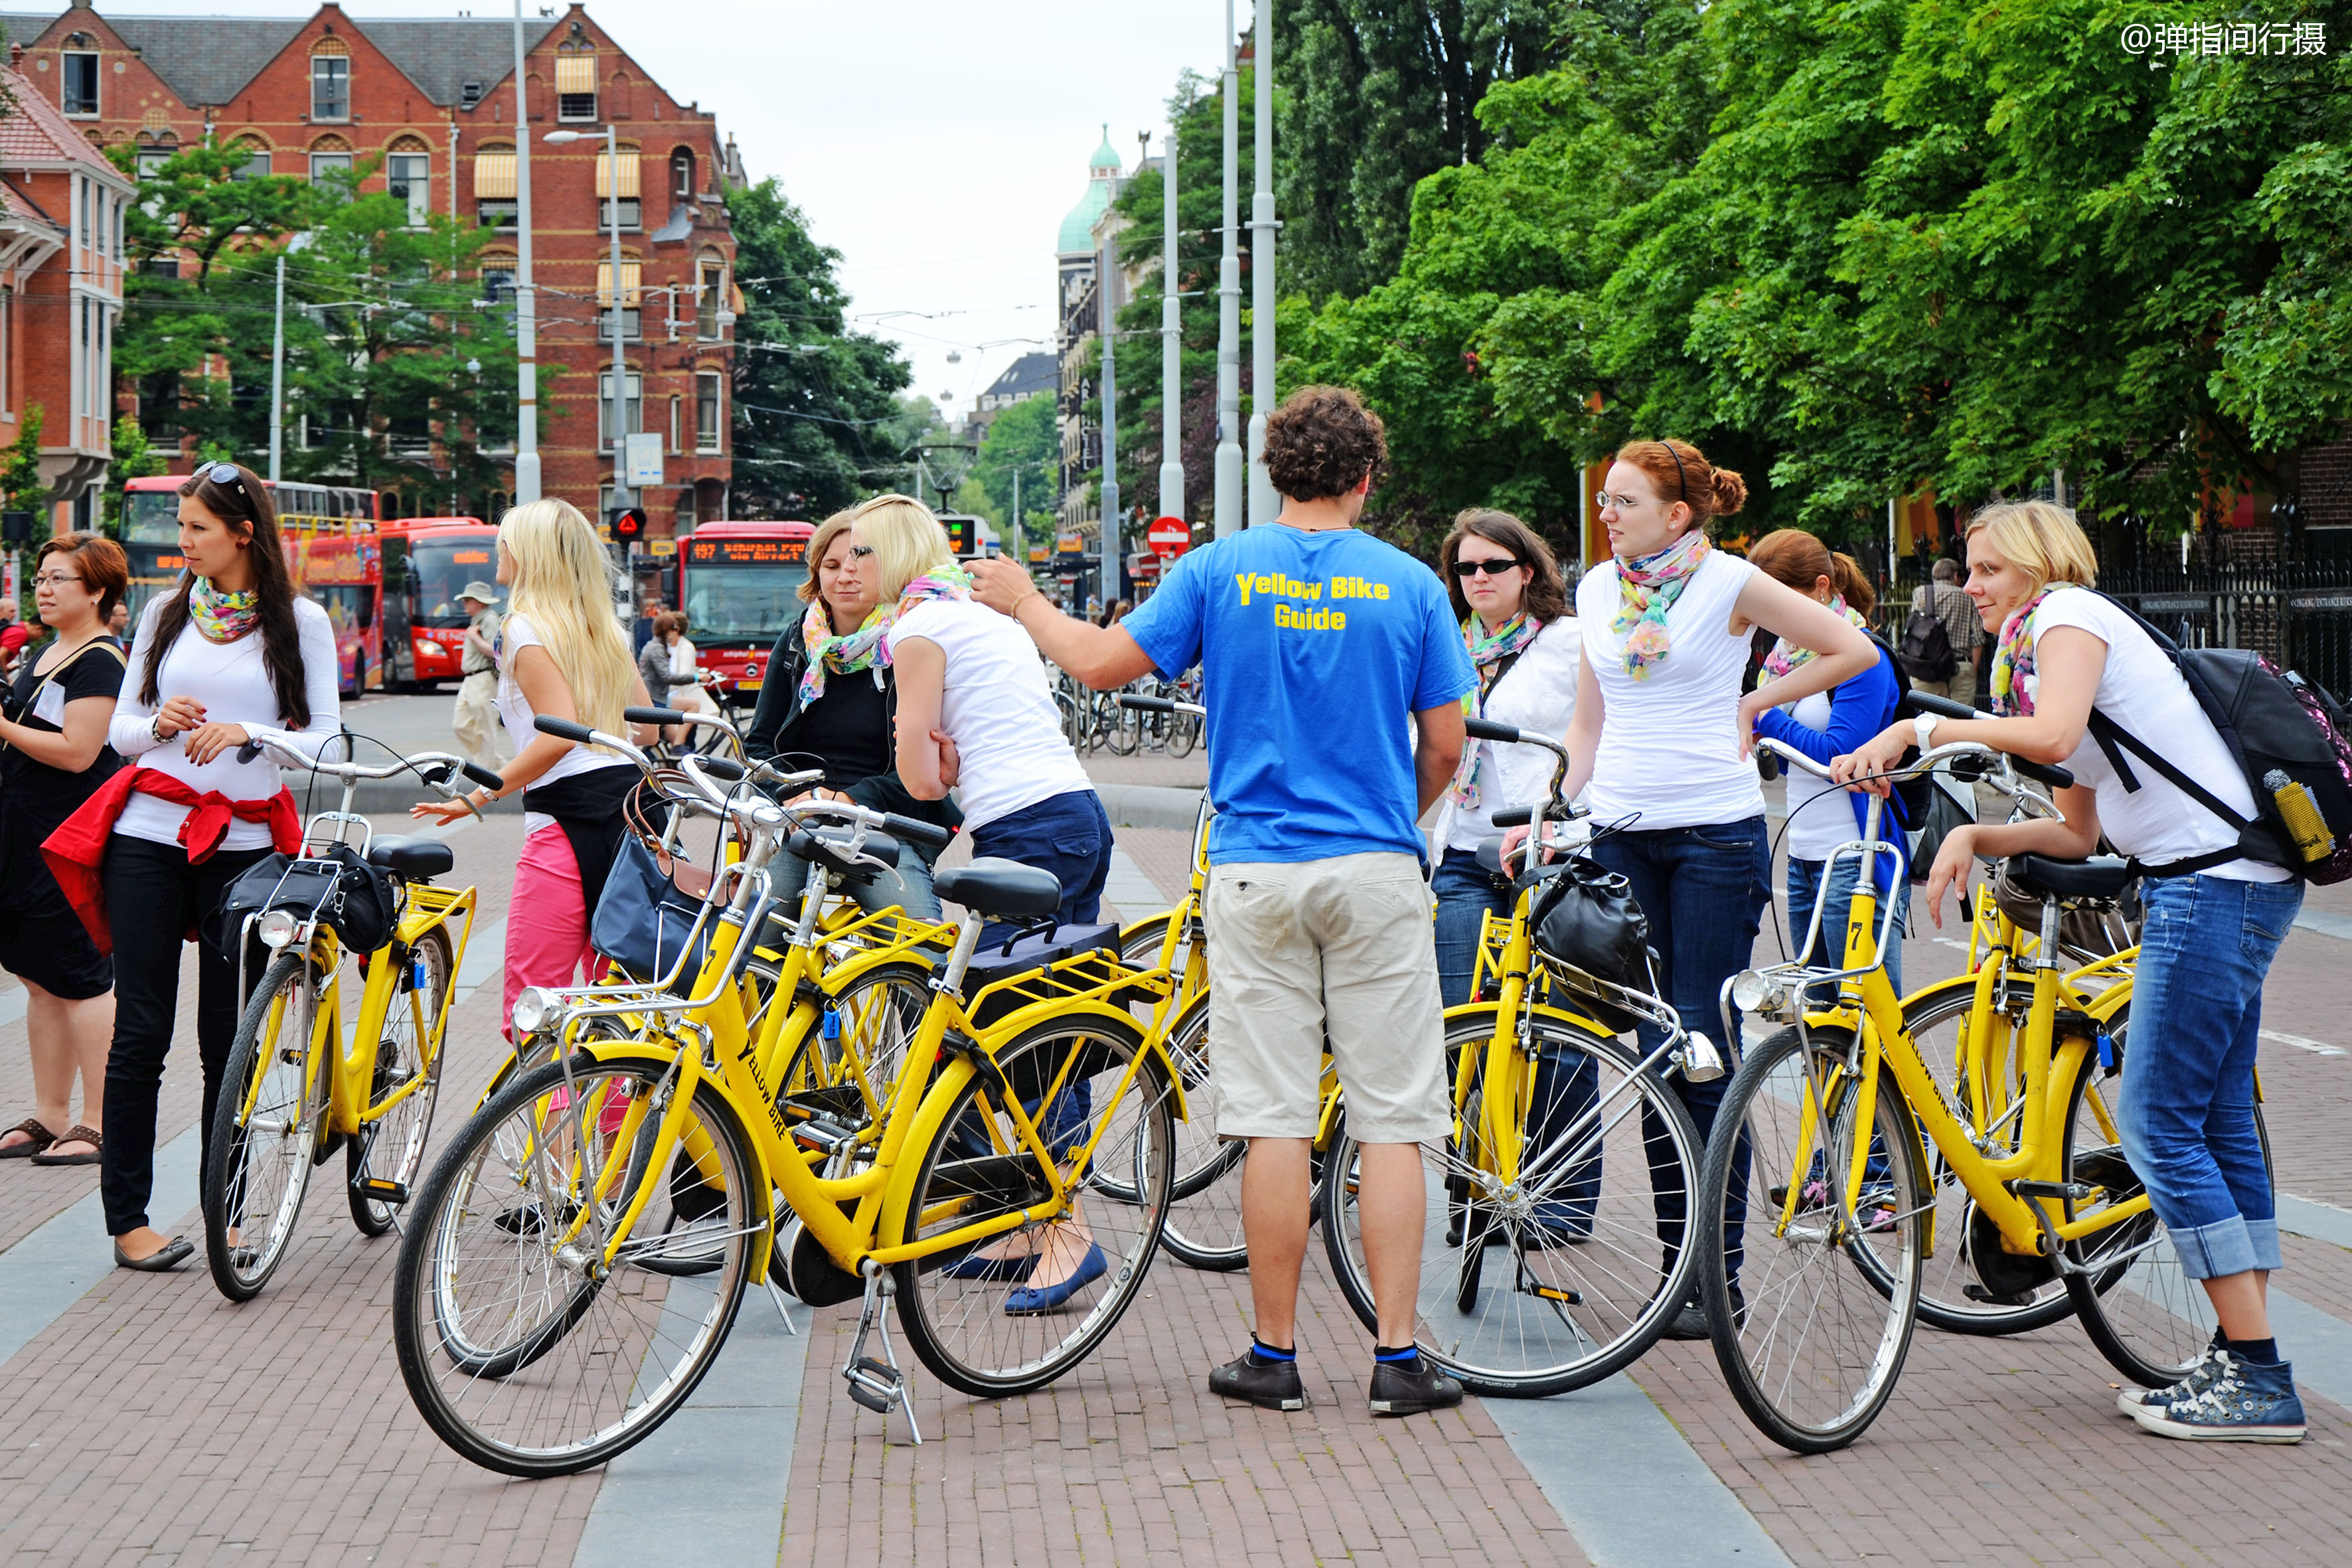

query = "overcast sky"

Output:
[[205, 0, 1249, 421]]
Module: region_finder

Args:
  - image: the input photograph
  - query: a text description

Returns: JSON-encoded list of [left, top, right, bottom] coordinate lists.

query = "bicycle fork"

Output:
[[841, 1260, 922, 1444]]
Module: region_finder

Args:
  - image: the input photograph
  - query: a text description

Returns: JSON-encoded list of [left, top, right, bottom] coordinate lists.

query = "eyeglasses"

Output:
[[32, 572, 85, 589], [1451, 557, 1526, 579]]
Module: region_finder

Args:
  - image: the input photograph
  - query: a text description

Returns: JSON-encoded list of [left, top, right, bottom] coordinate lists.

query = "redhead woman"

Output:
[[1537, 439, 1873, 1338], [412, 499, 655, 1032], [1835, 501, 2308, 1443], [0, 534, 130, 1167], [65, 464, 342, 1270]]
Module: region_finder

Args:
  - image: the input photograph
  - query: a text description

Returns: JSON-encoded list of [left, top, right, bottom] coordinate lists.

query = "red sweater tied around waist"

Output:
[[41, 767, 301, 954]]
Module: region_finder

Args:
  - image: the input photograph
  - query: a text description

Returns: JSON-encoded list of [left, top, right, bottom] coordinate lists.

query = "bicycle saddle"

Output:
[[935, 858, 1063, 919], [2002, 853, 2132, 902], [365, 835, 454, 880], [787, 825, 902, 882]]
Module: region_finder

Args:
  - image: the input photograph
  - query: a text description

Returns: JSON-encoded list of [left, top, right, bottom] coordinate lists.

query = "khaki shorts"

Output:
[[1204, 852, 1450, 1145]]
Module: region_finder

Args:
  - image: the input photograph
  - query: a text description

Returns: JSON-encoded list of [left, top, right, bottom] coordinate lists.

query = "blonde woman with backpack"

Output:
[[1836, 499, 2308, 1443]]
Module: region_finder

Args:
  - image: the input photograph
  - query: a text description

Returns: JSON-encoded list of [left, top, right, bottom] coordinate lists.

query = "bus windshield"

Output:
[[682, 562, 808, 645], [404, 538, 499, 627], [124, 490, 181, 544]]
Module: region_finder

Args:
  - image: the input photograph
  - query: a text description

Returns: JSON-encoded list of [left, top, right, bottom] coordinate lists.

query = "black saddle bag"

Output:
[[208, 842, 396, 958], [1527, 854, 1652, 1033]]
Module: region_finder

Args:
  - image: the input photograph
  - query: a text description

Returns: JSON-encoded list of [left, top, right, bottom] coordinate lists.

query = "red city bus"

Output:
[[675, 519, 815, 709], [121, 475, 383, 698], [378, 516, 498, 691]]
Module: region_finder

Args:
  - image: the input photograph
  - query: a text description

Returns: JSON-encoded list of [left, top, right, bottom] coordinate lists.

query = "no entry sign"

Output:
[[1148, 516, 1190, 560]]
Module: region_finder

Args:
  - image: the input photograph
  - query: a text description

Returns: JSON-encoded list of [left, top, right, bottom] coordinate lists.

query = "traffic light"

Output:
[[609, 506, 647, 544]]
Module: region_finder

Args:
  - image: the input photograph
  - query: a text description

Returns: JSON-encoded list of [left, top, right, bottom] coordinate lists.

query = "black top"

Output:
[[774, 668, 890, 791], [1, 639, 125, 838]]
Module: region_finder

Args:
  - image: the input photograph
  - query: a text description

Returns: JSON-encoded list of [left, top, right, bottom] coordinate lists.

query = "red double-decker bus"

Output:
[[121, 475, 383, 698], [674, 519, 814, 709], [378, 516, 498, 691]]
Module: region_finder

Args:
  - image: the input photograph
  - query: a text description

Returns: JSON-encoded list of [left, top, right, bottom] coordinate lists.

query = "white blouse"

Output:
[[108, 594, 344, 851]]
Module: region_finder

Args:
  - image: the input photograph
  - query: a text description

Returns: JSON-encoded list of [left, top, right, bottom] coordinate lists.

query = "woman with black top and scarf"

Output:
[[410, 499, 655, 1036], [743, 509, 959, 918]]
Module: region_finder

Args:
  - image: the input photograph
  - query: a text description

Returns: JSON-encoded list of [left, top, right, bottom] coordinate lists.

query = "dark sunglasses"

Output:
[[1451, 556, 1525, 579]]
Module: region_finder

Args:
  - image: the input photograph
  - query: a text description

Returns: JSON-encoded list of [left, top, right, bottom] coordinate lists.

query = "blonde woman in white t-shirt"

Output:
[[1835, 499, 2308, 1443], [862, 493, 1113, 1312]]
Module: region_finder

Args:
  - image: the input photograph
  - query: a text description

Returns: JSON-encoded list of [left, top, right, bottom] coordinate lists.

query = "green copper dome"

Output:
[[1057, 125, 1123, 255]]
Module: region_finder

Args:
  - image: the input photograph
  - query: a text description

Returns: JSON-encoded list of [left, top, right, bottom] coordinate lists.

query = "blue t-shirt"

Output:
[[1121, 525, 1475, 864]]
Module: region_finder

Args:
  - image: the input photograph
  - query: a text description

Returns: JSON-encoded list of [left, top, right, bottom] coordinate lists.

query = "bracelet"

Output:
[[1010, 588, 1039, 617]]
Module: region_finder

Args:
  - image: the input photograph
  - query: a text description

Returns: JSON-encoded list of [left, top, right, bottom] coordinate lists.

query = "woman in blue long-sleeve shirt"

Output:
[[1747, 530, 1911, 990]]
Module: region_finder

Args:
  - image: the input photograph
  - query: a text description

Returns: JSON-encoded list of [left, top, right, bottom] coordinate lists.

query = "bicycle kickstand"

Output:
[[842, 1260, 922, 1444]]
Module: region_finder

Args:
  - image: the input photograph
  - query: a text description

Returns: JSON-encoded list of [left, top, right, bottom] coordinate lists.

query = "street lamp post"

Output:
[[544, 124, 629, 548], [1158, 127, 1182, 530], [1247, 3, 1277, 526], [268, 253, 285, 481], [1213, 0, 1243, 537], [510, 0, 540, 504], [1099, 220, 1119, 609]]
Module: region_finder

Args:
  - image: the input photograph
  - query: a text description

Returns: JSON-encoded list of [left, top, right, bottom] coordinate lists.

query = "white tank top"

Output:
[[1577, 550, 1766, 830]]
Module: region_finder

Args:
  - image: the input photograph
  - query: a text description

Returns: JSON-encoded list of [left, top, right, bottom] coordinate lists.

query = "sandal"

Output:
[[31, 1125, 102, 1167], [0, 1118, 56, 1160]]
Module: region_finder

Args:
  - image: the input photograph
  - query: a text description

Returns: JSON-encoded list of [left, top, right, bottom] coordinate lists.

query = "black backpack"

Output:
[[1899, 590, 1958, 682], [2084, 593, 2352, 884]]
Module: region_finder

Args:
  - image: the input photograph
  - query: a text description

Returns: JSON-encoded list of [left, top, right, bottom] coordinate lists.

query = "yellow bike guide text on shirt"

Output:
[[1233, 570, 1393, 631]]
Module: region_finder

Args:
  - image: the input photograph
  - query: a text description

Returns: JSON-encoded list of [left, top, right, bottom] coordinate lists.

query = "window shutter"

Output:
[[595, 260, 643, 307], [555, 54, 596, 94], [593, 149, 641, 199], [473, 149, 516, 200]]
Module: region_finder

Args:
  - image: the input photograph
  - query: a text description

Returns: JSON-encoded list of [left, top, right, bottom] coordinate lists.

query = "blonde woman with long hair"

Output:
[[412, 499, 653, 1035]]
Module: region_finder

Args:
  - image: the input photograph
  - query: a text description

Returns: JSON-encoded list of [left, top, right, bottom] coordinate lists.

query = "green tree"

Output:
[[727, 177, 911, 517], [1, 404, 43, 512], [971, 393, 1059, 546], [102, 414, 168, 536]]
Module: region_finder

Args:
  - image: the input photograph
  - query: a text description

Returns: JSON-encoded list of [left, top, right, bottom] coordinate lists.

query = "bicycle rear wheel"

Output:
[[892, 1014, 1176, 1397], [1320, 1009, 1703, 1396], [350, 928, 453, 1236], [1699, 1025, 1924, 1453], [1168, 710, 1199, 759], [392, 1052, 757, 1477], [2059, 1016, 2261, 1385], [204, 947, 327, 1302]]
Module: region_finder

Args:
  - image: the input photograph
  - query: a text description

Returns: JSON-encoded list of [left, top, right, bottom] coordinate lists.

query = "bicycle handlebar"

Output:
[[1755, 736, 2069, 813], [1893, 690, 2077, 789], [1117, 693, 1208, 718], [237, 733, 501, 796]]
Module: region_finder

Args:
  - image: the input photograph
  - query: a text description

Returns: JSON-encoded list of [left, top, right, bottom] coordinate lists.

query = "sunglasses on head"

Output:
[[1451, 556, 1525, 579], [202, 461, 248, 494]]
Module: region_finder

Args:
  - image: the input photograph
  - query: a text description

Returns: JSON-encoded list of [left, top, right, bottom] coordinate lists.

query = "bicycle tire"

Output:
[[350, 927, 454, 1236], [1168, 711, 1199, 759], [392, 1051, 757, 1477], [892, 1012, 1176, 1397], [1103, 700, 1141, 755], [1319, 1008, 1703, 1397], [1148, 998, 1253, 1271], [2059, 1013, 2262, 1386], [203, 947, 326, 1302], [772, 959, 935, 1133], [1699, 1025, 1924, 1454]]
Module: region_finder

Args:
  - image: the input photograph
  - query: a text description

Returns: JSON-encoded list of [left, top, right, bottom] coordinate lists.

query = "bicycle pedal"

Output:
[[852, 1355, 903, 1388], [351, 1176, 410, 1206], [2006, 1179, 2092, 1202], [846, 1381, 893, 1414]]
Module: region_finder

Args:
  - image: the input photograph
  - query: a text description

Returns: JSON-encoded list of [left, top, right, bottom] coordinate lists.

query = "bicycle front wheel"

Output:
[[351, 927, 453, 1236], [1320, 1009, 1703, 1397], [392, 1052, 758, 1477], [892, 1014, 1176, 1397], [1700, 1025, 1925, 1454], [204, 947, 327, 1302]]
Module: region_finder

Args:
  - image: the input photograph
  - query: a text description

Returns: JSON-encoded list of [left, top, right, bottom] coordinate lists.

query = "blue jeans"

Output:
[[1433, 847, 1506, 1009], [1787, 856, 1907, 998], [2118, 873, 2302, 1281], [772, 844, 941, 921], [1589, 817, 1772, 1288]]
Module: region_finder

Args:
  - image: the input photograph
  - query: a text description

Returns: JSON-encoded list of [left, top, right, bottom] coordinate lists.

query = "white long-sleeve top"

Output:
[[108, 593, 344, 850]]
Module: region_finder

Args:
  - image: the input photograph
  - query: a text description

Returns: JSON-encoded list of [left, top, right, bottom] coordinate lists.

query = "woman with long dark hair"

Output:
[[57, 463, 341, 1270]]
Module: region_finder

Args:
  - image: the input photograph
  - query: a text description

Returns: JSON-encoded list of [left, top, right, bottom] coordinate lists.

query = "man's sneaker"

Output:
[[2116, 1330, 2224, 1417], [1208, 1350, 1306, 1412], [2129, 1352, 2306, 1443], [1368, 1354, 1464, 1417]]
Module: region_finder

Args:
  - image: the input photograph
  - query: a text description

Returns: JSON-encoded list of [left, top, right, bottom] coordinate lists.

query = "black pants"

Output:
[[99, 834, 272, 1237]]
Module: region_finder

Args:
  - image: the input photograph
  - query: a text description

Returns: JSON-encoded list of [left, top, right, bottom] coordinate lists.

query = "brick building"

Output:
[[0, 0, 743, 538], [0, 51, 129, 534]]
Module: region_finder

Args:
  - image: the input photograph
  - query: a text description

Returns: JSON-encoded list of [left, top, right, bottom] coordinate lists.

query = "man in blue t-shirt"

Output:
[[969, 385, 1474, 1418]]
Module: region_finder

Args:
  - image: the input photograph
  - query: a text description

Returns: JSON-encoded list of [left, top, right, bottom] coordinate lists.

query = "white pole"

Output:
[[268, 253, 285, 481], [1010, 465, 1022, 568], [1246, 1, 1277, 526], [608, 123, 627, 534], [511, 0, 540, 504], [1158, 128, 1182, 527], [1212, 0, 1243, 537], [1100, 220, 1120, 610], [1887, 496, 1898, 602]]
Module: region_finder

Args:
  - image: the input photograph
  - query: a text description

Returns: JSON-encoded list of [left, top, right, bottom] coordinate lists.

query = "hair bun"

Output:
[[1710, 466, 1748, 519]]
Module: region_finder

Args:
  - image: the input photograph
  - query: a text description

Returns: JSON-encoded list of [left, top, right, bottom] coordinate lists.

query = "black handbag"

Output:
[[1905, 773, 1976, 886], [207, 843, 396, 957], [1528, 855, 1653, 1032]]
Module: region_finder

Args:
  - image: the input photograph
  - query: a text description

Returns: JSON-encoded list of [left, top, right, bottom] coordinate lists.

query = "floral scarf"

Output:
[[799, 562, 977, 708], [189, 578, 260, 644], [1449, 614, 1542, 808], [1761, 594, 1873, 684], [1989, 585, 2070, 717], [1610, 530, 1711, 679]]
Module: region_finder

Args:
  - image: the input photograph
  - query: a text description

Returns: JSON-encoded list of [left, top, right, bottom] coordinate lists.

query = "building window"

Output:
[[385, 152, 430, 226], [596, 260, 643, 341], [597, 370, 642, 450], [231, 141, 272, 181], [78, 177, 90, 251], [696, 371, 722, 453], [697, 260, 724, 339], [593, 145, 640, 231], [471, 142, 516, 227], [311, 53, 350, 122], [135, 147, 173, 180], [668, 393, 681, 454], [309, 149, 353, 185], [479, 253, 515, 303], [556, 52, 597, 121], [676, 485, 696, 533], [62, 51, 99, 116], [670, 149, 694, 196]]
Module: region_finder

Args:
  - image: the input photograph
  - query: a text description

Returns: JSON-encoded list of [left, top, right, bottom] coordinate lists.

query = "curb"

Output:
[[1095, 783, 1203, 831]]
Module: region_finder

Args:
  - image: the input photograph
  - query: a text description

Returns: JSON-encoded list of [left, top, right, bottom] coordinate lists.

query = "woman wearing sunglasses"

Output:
[[1427, 510, 1580, 1008], [51, 463, 342, 1271]]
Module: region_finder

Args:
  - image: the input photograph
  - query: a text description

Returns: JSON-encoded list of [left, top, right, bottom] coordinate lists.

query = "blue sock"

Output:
[[1373, 1342, 1420, 1364], [2229, 1336, 2281, 1366], [1249, 1336, 1295, 1365]]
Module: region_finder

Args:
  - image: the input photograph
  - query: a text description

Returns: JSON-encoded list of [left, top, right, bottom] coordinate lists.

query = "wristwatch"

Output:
[[150, 714, 166, 745], [1913, 712, 1939, 753]]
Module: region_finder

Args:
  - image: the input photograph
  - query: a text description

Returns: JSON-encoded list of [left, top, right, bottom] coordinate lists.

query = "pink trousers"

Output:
[[504, 824, 599, 1042]]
